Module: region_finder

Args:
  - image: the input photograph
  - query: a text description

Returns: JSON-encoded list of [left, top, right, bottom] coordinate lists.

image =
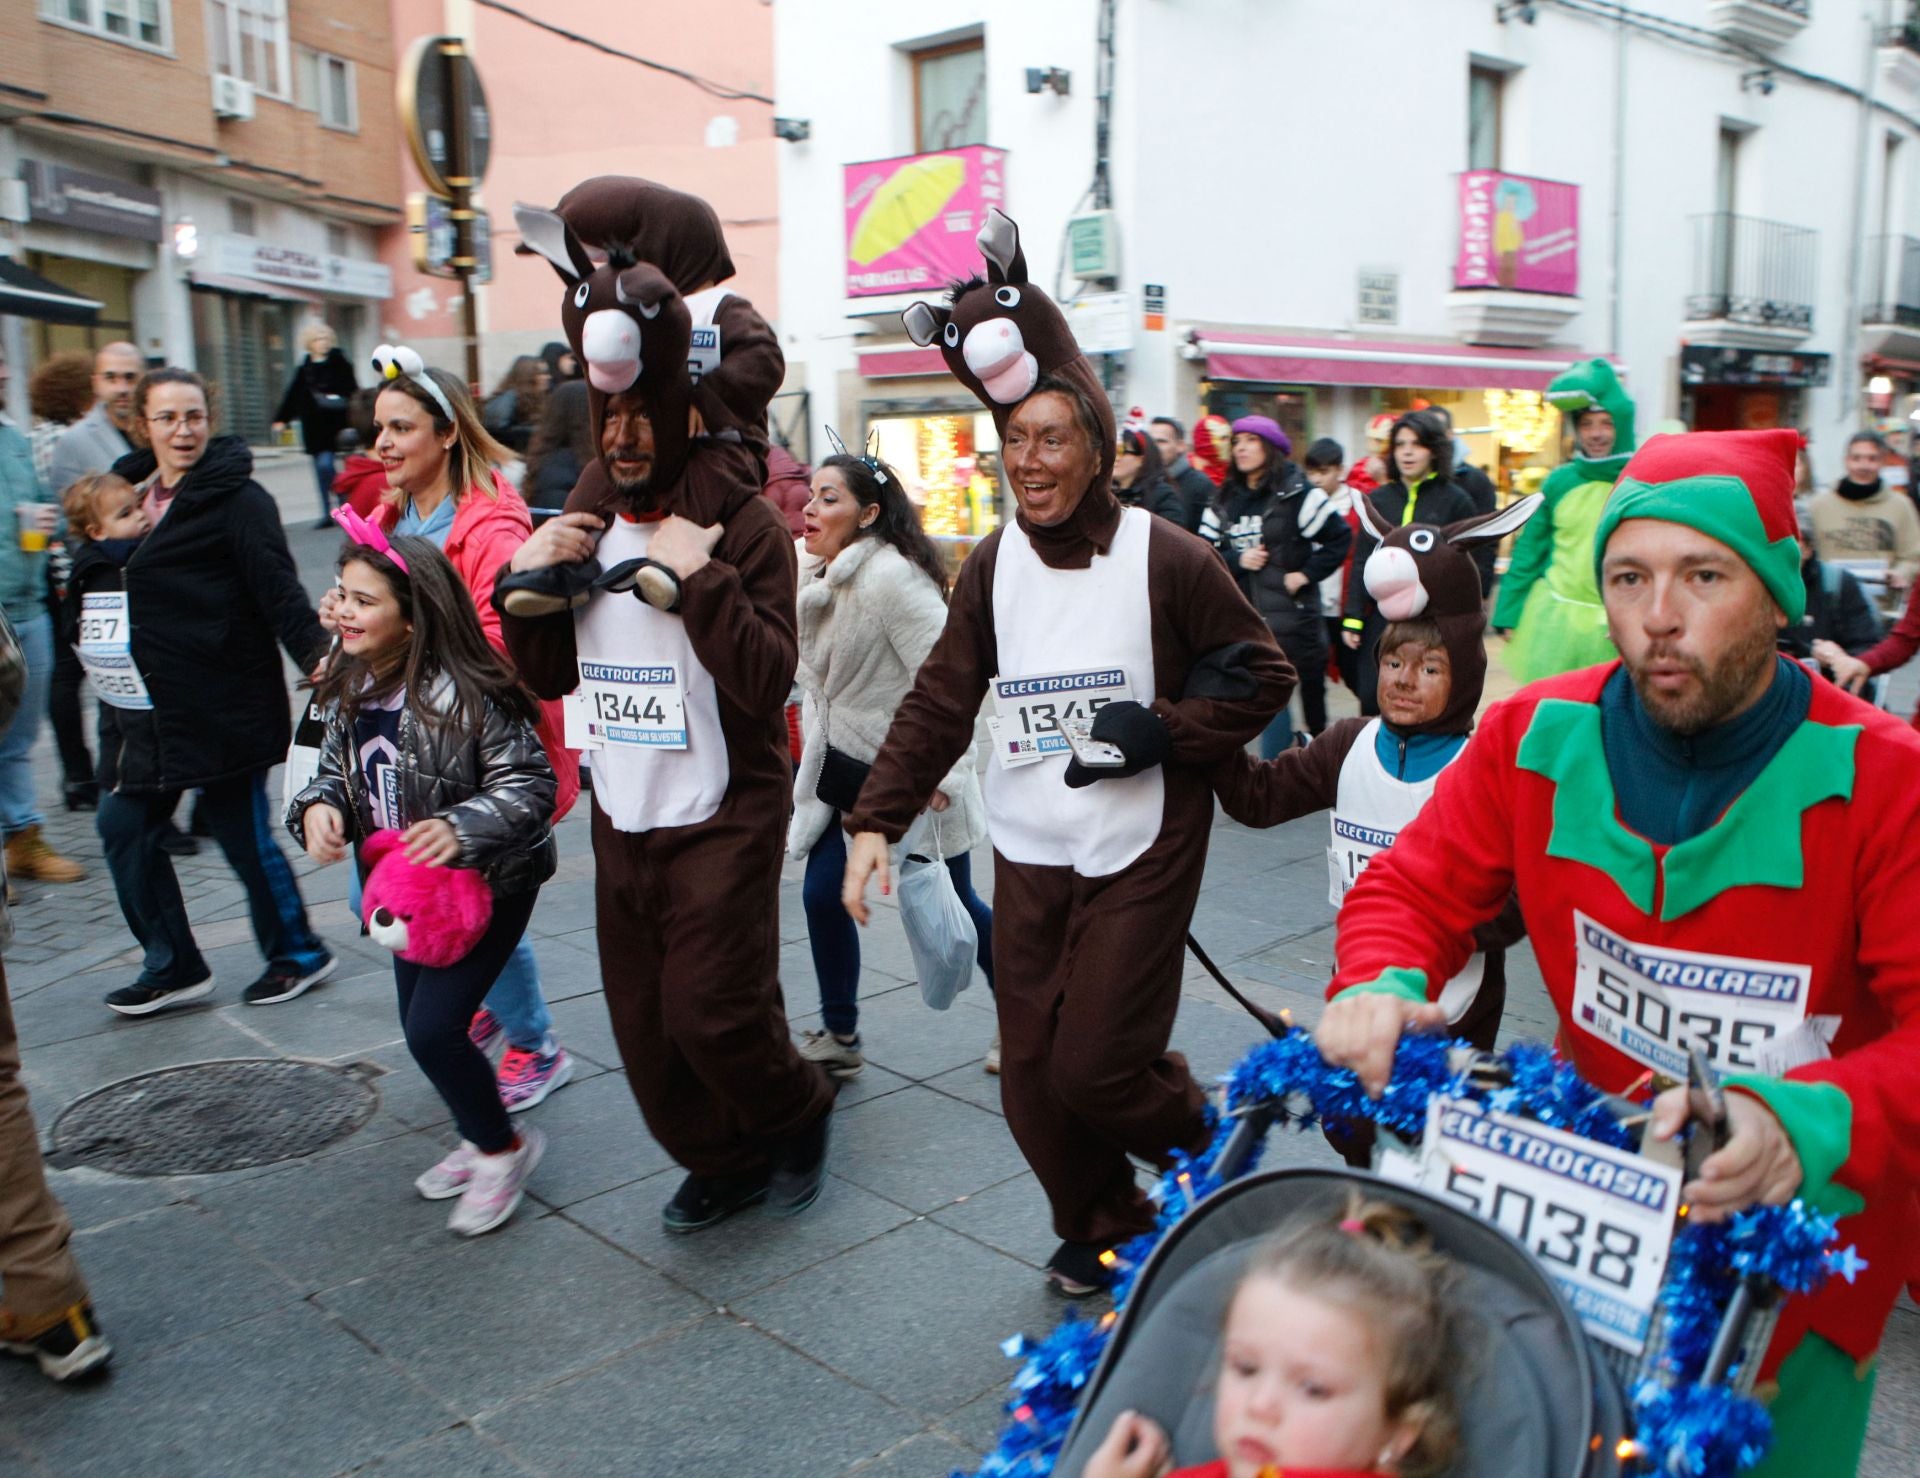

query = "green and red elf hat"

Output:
[[1591, 427, 1804, 622]]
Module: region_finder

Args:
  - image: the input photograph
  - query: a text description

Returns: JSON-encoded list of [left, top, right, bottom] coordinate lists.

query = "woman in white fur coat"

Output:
[[788, 450, 993, 1080]]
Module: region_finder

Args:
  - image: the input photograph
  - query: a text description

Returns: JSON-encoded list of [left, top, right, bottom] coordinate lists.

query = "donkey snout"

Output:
[[962, 319, 1038, 403], [1363, 546, 1430, 621], [582, 309, 643, 393]]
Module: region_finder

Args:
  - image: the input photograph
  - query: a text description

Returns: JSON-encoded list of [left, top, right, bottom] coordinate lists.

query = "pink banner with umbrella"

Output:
[[844, 145, 1006, 299], [1455, 170, 1579, 295]]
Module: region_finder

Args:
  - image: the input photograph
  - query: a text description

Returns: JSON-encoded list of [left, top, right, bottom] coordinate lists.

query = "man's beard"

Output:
[[606, 456, 652, 499], [1627, 621, 1778, 736]]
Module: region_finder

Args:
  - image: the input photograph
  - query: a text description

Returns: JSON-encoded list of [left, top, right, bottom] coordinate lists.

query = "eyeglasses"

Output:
[[145, 411, 208, 430]]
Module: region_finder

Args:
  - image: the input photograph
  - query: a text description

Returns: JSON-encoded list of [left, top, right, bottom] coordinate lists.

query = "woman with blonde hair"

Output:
[[356, 345, 579, 1110], [273, 321, 357, 529]]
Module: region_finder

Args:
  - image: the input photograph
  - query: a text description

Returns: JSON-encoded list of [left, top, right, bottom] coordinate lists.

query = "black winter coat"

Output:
[[1115, 473, 1187, 525], [1204, 464, 1352, 650], [1452, 458, 1500, 589], [1167, 459, 1216, 535], [1343, 474, 1483, 624], [106, 438, 328, 792], [273, 349, 357, 455], [1781, 558, 1882, 662]]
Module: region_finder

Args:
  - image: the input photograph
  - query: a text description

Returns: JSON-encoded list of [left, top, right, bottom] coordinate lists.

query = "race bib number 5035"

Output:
[[1384, 1097, 1681, 1354], [1570, 912, 1812, 1077]]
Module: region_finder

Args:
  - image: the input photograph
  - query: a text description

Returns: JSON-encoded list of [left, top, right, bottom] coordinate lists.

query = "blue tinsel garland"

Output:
[[961, 1030, 1857, 1478]]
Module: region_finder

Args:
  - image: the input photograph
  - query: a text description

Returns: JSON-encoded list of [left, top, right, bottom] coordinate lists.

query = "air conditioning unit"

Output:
[[212, 73, 256, 121]]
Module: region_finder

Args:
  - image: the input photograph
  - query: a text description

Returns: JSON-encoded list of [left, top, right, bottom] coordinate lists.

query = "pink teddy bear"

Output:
[[360, 828, 493, 968]]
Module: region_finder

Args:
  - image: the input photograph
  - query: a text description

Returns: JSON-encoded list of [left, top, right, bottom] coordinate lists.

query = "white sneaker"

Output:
[[798, 1029, 864, 1080], [448, 1128, 545, 1236], [984, 1031, 1002, 1076], [414, 1141, 480, 1200]]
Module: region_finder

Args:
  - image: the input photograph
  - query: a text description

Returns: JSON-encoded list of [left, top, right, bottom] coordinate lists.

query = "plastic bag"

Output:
[[896, 817, 977, 1011]]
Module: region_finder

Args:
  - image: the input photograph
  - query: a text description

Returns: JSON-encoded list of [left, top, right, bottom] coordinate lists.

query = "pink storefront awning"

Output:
[[1193, 332, 1591, 390], [856, 346, 950, 379]]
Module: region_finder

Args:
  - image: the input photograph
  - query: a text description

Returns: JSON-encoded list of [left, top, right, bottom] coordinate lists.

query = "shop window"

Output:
[[206, 0, 289, 99], [867, 407, 1003, 551], [228, 198, 256, 236], [39, 0, 169, 50], [296, 45, 358, 132], [914, 39, 987, 153], [326, 223, 349, 257]]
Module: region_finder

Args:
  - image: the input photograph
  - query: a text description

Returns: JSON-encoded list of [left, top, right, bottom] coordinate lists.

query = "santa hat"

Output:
[[1119, 405, 1151, 454], [1592, 428, 1803, 621]]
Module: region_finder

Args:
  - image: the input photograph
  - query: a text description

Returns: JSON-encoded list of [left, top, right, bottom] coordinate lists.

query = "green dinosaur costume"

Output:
[[1492, 358, 1638, 682]]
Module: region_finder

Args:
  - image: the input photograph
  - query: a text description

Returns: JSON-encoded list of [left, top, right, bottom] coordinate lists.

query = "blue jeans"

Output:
[[310, 450, 336, 522], [801, 812, 995, 1037], [99, 771, 328, 987], [0, 610, 51, 834], [348, 865, 551, 1050]]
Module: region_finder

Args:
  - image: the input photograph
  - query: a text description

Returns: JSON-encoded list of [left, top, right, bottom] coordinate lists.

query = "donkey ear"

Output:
[[1354, 491, 1394, 542], [513, 204, 593, 286], [903, 301, 949, 347], [1445, 492, 1544, 550], [977, 209, 1026, 285]]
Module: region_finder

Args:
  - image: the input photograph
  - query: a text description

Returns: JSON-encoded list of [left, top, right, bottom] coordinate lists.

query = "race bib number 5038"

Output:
[[1570, 912, 1812, 1077]]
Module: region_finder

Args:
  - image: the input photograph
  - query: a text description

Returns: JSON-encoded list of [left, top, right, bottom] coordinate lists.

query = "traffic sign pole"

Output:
[[444, 39, 482, 391]]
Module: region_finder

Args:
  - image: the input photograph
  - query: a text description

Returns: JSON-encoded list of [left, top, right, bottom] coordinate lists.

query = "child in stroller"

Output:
[[1081, 1192, 1463, 1478]]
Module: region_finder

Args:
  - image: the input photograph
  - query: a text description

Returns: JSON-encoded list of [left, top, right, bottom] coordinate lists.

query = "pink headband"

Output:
[[1339, 1217, 1367, 1237], [332, 507, 409, 574]]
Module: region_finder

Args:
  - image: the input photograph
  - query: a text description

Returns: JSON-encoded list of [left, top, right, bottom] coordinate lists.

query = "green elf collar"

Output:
[[1515, 699, 1859, 921]]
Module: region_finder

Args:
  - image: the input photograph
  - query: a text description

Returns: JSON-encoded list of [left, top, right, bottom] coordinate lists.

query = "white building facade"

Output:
[[776, 0, 1920, 537]]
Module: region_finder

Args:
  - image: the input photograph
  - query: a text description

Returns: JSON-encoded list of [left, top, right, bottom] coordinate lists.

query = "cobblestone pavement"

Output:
[[0, 512, 1913, 1475]]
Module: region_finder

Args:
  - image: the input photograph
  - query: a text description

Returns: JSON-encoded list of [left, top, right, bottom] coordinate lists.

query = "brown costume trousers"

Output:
[[0, 962, 89, 1334], [591, 787, 833, 1179], [991, 779, 1214, 1248]]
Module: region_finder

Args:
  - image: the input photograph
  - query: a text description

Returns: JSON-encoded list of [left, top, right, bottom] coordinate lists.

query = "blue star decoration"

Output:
[[1826, 1245, 1869, 1286]]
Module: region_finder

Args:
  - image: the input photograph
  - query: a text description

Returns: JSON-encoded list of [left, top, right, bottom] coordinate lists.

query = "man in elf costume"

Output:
[[1491, 357, 1638, 681], [1319, 428, 1920, 1475]]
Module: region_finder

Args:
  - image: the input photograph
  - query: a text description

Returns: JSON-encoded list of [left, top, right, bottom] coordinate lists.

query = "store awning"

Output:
[[0, 257, 102, 326], [1188, 331, 1594, 390], [187, 271, 324, 306], [856, 346, 949, 379]]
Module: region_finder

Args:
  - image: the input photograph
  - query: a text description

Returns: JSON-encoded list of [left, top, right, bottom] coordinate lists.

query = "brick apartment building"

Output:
[[0, 0, 401, 442]]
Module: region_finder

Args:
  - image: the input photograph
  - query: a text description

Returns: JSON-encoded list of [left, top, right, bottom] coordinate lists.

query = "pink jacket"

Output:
[[373, 475, 580, 822]]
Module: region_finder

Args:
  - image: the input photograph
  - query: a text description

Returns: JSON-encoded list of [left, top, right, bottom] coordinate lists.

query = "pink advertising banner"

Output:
[[843, 145, 1006, 299], [1455, 170, 1579, 295]]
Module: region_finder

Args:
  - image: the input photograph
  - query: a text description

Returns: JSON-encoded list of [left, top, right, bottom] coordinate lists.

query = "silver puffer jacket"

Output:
[[285, 672, 557, 897]]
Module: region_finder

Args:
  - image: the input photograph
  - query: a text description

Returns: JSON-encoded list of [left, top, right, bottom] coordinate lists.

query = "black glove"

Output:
[[1064, 699, 1171, 789]]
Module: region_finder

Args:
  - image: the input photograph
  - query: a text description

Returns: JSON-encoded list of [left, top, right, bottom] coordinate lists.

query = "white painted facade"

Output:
[[776, 0, 1920, 480]]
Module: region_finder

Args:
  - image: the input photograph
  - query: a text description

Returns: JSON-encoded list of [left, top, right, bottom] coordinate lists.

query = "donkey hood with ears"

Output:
[[1356, 491, 1544, 735], [902, 208, 1117, 497], [514, 193, 699, 511]]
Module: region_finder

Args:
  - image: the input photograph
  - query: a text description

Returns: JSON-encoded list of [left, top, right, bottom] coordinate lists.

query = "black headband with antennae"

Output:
[[822, 425, 889, 485]]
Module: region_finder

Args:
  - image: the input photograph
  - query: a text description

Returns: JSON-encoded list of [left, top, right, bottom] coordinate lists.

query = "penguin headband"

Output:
[[371, 343, 456, 426], [822, 425, 888, 484]]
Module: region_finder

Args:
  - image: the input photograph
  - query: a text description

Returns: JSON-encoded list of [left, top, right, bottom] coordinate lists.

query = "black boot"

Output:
[[660, 1167, 771, 1235], [766, 1109, 833, 1218]]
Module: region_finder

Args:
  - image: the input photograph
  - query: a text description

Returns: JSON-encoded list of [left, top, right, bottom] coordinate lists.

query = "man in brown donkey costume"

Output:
[[498, 180, 832, 1233], [842, 210, 1294, 1293]]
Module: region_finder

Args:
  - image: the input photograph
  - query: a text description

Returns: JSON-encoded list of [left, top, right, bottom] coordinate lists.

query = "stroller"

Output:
[[1034, 1042, 1811, 1478]]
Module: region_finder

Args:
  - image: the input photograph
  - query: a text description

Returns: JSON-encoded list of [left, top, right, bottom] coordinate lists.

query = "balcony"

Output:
[[1683, 213, 1817, 349], [1879, 9, 1920, 96], [1446, 169, 1582, 348], [1707, 0, 1810, 50], [1861, 234, 1920, 360]]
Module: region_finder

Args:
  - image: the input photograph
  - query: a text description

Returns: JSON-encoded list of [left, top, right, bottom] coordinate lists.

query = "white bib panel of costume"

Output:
[[1330, 718, 1485, 1022], [683, 286, 733, 385], [573, 517, 729, 832], [986, 505, 1163, 877]]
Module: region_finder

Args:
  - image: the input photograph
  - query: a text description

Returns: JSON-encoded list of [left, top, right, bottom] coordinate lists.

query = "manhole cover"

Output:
[[50, 1059, 379, 1176]]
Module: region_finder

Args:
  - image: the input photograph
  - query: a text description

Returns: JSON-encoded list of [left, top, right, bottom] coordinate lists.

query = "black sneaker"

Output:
[[1, 1302, 112, 1383], [661, 1168, 772, 1234], [1045, 1240, 1116, 1299], [243, 955, 337, 1006], [491, 560, 604, 619], [766, 1109, 832, 1218], [157, 824, 198, 857], [63, 782, 98, 813], [104, 977, 213, 1017]]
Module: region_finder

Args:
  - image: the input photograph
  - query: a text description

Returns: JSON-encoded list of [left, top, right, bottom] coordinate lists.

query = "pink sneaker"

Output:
[[448, 1128, 545, 1236], [468, 1008, 505, 1057], [498, 1044, 574, 1113], [414, 1141, 480, 1201]]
